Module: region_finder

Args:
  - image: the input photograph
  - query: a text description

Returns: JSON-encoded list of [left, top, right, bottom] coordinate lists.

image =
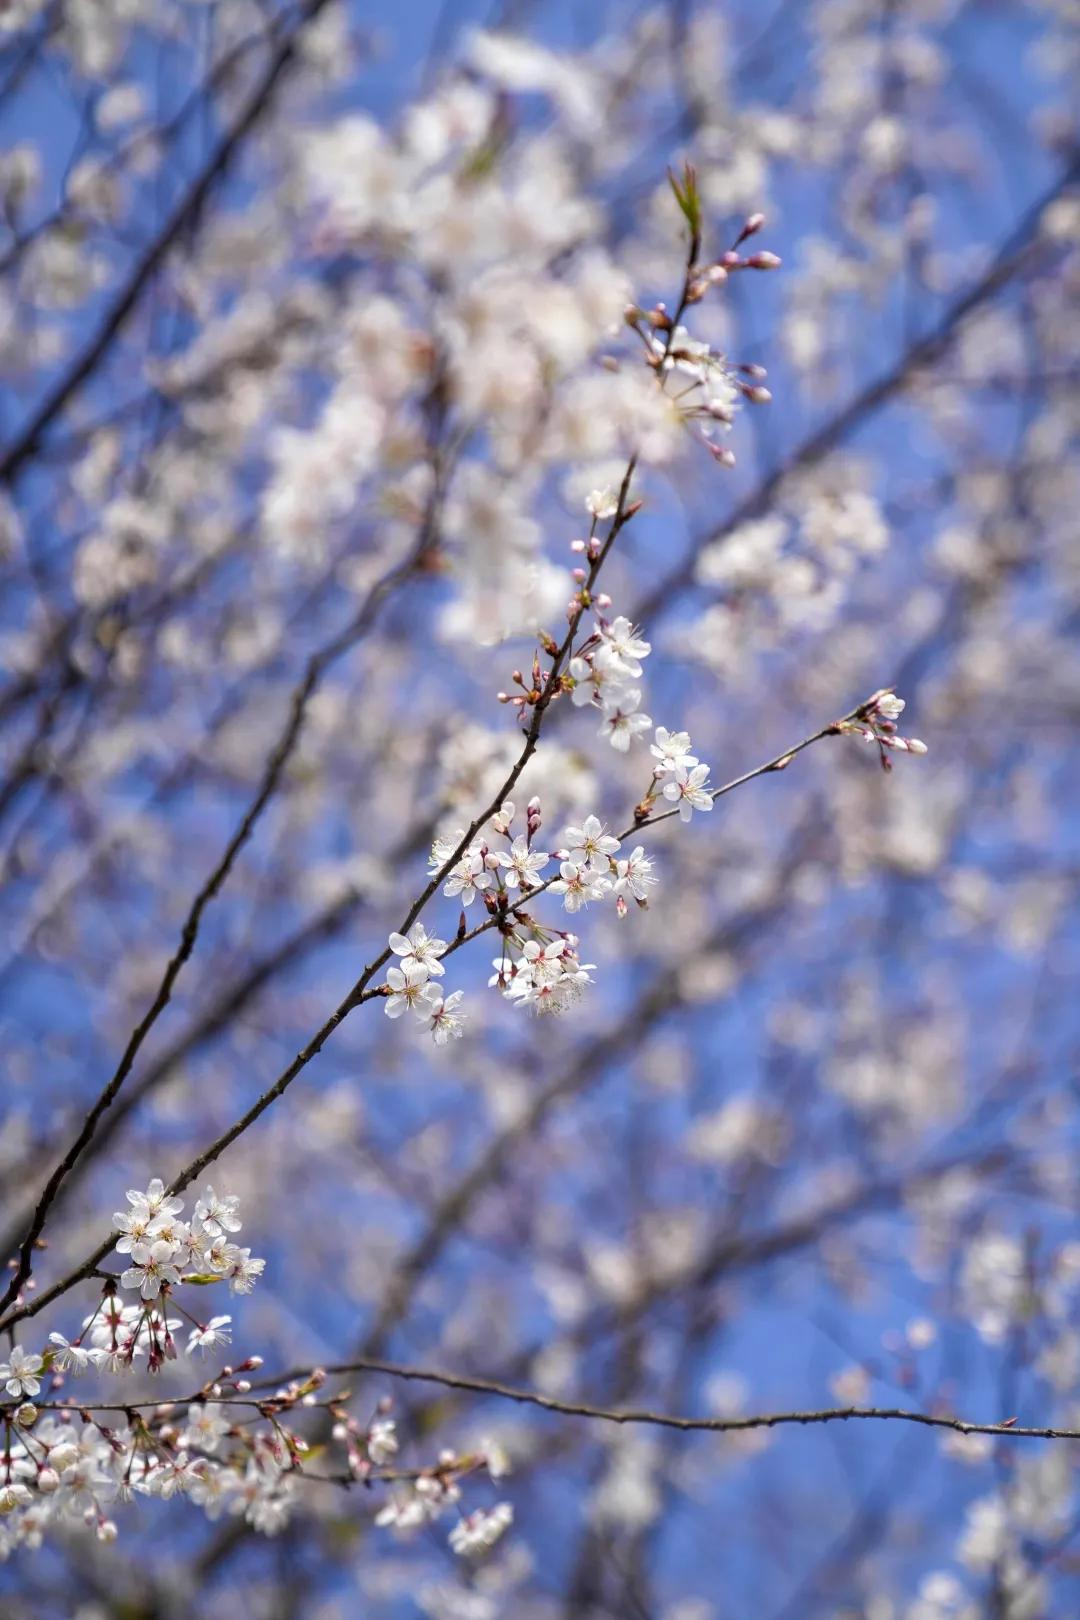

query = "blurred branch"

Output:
[[0, 0, 335, 489]]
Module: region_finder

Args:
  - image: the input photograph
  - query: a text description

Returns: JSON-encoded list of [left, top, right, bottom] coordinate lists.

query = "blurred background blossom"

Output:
[[0, 0, 1079, 1615]]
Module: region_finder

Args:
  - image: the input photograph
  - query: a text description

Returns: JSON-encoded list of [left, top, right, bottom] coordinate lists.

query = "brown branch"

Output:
[[290, 1355, 1080, 1444], [32, 1355, 1080, 1446]]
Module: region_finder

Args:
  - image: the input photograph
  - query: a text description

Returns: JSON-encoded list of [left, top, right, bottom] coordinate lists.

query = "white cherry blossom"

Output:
[[662, 762, 715, 821]]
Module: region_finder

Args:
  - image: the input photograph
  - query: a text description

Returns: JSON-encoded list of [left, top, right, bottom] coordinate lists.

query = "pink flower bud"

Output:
[[746, 251, 782, 269]]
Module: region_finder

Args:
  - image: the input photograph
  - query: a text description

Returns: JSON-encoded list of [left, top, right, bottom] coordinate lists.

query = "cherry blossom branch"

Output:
[[0, 240, 891, 1346], [0, 473, 641, 1334], [22, 1357, 1080, 1446], [5, 221, 741, 1334], [0, 529, 439, 1317], [627, 688, 915, 835], [631, 148, 1080, 630], [0, 673, 902, 1336], [254, 1357, 1080, 1445]]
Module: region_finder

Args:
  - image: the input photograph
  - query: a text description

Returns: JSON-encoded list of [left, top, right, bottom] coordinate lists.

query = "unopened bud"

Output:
[[745, 251, 782, 269], [743, 385, 772, 404]]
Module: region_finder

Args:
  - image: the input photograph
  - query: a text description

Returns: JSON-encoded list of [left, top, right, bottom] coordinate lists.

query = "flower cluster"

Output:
[[28, 1179, 261, 1382], [0, 1394, 299, 1556], [332, 1403, 400, 1476], [489, 934, 596, 1015], [113, 1179, 263, 1303], [569, 612, 653, 752], [626, 191, 781, 466], [839, 689, 929, 772], [0, 1177, 280, 1557], [433, 802, 549, 912], [0, 1333, 512, 1562], [649, 726, 716, 822], [382, 923, 466, 1045], [374, 1439, 513, 1560]]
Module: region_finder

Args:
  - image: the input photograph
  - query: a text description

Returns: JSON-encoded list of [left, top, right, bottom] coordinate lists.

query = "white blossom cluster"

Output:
[[112, 1178, 264, 1308], [383, 923, 466, 1045], [375, 1439, 513, 1562], [1, 1278, 512, 1563], [569, 606, 653, 753], [0, 1179, 284, 1557], [0, 1406, 307, 1558], [20, 1178, 262, 1391]]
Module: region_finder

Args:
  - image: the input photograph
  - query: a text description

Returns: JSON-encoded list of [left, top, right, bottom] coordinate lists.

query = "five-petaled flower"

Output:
[[0, 1345, 43, 1398], [662, 762, 715, 821], [384, 961, 433, 1019]]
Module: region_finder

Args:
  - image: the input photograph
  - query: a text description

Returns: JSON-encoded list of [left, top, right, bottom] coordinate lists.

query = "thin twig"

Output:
[[22, 1355, 1080, 1446]]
